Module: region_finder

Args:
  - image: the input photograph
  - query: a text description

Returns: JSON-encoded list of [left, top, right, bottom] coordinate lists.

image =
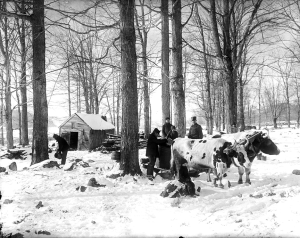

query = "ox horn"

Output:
[[244, 137, 249, 147], [262, 128, 269, 138], [232, 139, 238, 149]]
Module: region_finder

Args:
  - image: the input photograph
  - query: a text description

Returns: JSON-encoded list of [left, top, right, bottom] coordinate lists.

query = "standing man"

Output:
[[53, 134, 70, 165], [188, 116, 203, 139], [146, 128, 168, 179], [162, 117, 173, 138]]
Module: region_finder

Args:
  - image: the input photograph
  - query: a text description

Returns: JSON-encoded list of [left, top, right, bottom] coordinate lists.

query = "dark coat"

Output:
[[146, 133, 168, 157], [188, 123, 203, 139], [162, 123, 172, 138], [54, 135, 69, 152], [167, 130, 179, 140]]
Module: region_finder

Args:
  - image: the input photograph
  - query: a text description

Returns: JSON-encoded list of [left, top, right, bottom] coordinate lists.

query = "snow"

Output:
[[1, 128, 300, 237]]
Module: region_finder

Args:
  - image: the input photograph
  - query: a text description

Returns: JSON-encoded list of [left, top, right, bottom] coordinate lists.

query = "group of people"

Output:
[[146, 116, 203, 179], [52, 116, 203, 184]]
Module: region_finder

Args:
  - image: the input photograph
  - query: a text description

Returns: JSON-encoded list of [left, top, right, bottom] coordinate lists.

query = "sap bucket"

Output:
[[111, 151, 121, 162]]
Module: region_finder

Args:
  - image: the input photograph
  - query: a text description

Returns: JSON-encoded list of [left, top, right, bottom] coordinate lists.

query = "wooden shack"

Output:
[[59, 113, 115, 151]]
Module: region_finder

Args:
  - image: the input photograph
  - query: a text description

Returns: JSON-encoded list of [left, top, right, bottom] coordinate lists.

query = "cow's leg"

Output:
[[207, 168, 212, 182], [245, 166, 252, 184], [218, 174, 224, 189], [170, 148, 181, 180], [212, 168, 218, 187], [238, 166, 245, 184]]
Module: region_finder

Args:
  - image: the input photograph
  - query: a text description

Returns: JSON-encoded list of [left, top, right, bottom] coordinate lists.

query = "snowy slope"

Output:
[[1, 128, 300, 237]]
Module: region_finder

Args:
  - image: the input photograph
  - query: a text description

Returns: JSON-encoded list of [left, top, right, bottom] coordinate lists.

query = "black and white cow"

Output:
[[170, 138, 236, 188], [219, 130, 280, 185], [171, 130, 280, 188]]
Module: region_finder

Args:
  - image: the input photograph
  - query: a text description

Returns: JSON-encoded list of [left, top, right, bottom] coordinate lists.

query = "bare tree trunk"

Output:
[[256, 71, 261, 129], [77, 76, 81, 112], [16, 0, 29, 146], [171, 0, 185, 137], [195, 5, 213, 134], [135, 1, 150, 138], [13, 64, 22, 145], [117, 73, 120, 134], [0, 71, 4, 146], [119, 0, 141, 175], [161, 0, 170, 124], [238, 76, 245, 131], [3, 9, 14, 149], [295, 78, 300, 128], [67, 45, 71, 117], [31, 0, 49, 164]]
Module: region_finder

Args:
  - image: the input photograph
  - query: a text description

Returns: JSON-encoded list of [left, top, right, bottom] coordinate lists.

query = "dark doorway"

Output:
[[70, 132, 78, 150]]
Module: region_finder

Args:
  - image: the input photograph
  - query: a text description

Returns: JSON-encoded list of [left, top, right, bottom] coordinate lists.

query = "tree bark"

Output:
[[0, 72, 4, 146], [19, 0, 29, 145], [171, 0, 185, 137], [161, 0, 170, 125], [119, 0, 141, 175], [195, 5, 213, 134], [135, 1, 150, 138], [258, 73, 262, 129], [238, 76, 245, 131], [31, 0, 49, 164], [3, 7, 14, 149]]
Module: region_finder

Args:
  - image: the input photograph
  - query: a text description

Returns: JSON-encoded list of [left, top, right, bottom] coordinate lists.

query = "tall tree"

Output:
[[171, 0, 185, 137], [277, 60, 292, 128], [119, 0, 141, 175], [31, 0, 49, 164], [264, 80, 284, 128], [161, 0, 170, 125], [17, 0, 29, 145], [0, 2, 14, 149], [135, 0, 150, 138], [207, 0, 269, 132]]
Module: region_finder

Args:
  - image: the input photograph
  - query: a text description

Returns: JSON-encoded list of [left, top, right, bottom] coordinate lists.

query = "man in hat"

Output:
[[188, 116, 203, 139], [146, 128, 168, 179], [162, 117, 173, 138], [53, 134, 70, 165]]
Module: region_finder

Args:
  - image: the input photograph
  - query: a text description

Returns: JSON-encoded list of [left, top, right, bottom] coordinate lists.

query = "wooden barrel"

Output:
[[158, 145, 171, 169], [111, 151, 121, 161]]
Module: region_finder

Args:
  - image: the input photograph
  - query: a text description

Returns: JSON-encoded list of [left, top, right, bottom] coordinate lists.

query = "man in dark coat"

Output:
[[53, 134, 70, 165], [188, 116, 203, 139], [146, 128, 168, 179], [167, 125, 179, 140], [162, 117, 173, 138]]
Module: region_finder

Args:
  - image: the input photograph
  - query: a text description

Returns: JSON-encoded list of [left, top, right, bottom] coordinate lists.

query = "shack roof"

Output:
[[60, 113, 115, 130]]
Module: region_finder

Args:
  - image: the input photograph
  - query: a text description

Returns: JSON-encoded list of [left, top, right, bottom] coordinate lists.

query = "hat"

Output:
[[53, 134, 58, 138], [153, 128, 160, 134], [191, 116, 196, 121], [165, 117, 170, 120]]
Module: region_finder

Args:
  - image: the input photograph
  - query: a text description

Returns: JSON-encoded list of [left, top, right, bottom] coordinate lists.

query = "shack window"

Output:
[[71, 122, 76, 129]]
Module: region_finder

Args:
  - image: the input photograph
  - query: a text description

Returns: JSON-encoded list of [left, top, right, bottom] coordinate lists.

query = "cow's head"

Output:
[[251, 130, 280, 155]]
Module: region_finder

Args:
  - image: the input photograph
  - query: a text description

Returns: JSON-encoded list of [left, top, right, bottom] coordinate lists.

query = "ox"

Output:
[[170, 138, 236, 188], [219, 130, 280, 185]]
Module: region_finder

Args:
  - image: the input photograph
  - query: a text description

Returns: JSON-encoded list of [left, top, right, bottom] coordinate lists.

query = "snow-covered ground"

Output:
[[1, 128, 300, 237]]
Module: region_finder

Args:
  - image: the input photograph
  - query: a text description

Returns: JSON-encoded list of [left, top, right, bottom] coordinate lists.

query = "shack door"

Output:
[[69, 132, 78, 150]]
